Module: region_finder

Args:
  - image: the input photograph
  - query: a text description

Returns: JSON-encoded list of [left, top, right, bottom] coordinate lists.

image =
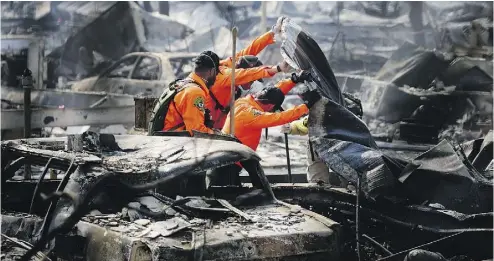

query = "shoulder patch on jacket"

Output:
[[193, 96, 205, 112], [251, 108, 262, 116]]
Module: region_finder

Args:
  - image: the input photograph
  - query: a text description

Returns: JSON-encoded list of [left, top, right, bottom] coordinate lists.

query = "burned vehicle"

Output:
[[1, 132, 341, 261], [70, 52, 199, 98]]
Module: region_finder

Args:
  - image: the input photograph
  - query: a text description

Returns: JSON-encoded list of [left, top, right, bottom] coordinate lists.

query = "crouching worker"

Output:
[[148, 51, 222, 136], [281, 116, 348, 187], [205, 86, 321, 188]]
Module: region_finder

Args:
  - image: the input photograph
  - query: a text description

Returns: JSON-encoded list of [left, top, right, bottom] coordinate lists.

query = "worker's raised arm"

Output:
[[243, 105, 309, 129], [216, 66, 278, 87], [176, 87, 214, 135], [238, 31, 275, 57], [220, 31, 275, 67], [277, 70, 313, 95], [276, 79, 296, 95]]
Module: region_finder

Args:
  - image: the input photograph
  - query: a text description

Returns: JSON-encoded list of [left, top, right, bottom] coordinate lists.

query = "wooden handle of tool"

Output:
[[230, 27, 238, 136]]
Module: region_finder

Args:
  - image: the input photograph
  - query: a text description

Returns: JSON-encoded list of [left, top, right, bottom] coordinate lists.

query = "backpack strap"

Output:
[[164, 79, 202, 131], [209, 89, 230, 113], [168, 122, 185, 131]]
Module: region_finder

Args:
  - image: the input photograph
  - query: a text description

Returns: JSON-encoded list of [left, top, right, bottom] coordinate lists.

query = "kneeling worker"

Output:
[[206, 84, 321, 187]]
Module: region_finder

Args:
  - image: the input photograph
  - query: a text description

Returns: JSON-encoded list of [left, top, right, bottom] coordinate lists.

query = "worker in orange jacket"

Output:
[[162, 51, 221, 135], [205, 72, 319, 187], [207, 18, 291, 129]]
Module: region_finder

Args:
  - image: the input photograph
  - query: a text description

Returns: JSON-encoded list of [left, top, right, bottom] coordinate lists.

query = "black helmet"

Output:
[[236, 55, 264, 82], [194, 50, 220, 71], [255, 86, 285, 111]]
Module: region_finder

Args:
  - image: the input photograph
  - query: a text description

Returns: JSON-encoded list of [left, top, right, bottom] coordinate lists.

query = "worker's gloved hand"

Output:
[[300, 89, 321, 109], [277, 60, 292, 73], [291, 70, 312, 84], [280, 123, 291, 134], [271, 16, 287, 34], [292, 119, 309, 135]]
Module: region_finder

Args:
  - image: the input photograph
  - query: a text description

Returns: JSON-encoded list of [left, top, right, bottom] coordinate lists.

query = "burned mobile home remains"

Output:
[[2, 133, 341, 260], [1, 1, 494, 261]]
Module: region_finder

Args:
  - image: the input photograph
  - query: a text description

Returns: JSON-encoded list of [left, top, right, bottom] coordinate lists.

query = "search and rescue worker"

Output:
[[281, 116, 348, 187], [205, 76, 320, 188], [207, 17, 290, 129], [162, 51, 220, 135]]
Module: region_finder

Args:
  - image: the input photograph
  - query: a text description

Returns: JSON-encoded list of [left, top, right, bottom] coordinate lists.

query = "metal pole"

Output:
[[22, 69, 33, 180], [284, 133, 292, 183], [229, 27, 238, 136], [260, 1, 267, 33], [22, 69, 33, 139]]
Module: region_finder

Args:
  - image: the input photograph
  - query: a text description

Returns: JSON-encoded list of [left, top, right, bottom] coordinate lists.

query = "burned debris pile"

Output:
[[1, 133, 341, 261], [1, 2, 493, 261], [276, 17, 493, 260]]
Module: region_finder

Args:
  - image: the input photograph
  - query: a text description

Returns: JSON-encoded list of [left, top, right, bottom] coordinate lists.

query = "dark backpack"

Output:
[[147, 78, 200, 135]]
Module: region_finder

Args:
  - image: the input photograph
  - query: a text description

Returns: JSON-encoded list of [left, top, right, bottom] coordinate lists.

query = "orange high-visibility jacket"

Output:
[[212, 78, 297, 129], [222, 95, 309, 152], [162, 72, 214, 135], [208, 32, 277, 129]]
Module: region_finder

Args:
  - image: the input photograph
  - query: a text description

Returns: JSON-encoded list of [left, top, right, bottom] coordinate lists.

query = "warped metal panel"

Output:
[[1, 86, 134, 108], [1, 106, 134, 129]]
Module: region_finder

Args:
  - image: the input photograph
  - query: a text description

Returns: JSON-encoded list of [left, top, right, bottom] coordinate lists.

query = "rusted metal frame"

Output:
[[362, 234, 393, 256], [1, 106, 135, 130], [29, 157, 54, 214], [2, 156, 27, 181]]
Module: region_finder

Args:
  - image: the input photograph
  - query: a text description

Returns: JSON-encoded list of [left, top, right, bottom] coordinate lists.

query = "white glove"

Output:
[[278, 60, 292, 73], [280, 123, 291, 134], [271, 16, 287, 34]]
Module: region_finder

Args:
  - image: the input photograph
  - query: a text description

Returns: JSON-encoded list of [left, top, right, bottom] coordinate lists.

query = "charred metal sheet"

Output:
[[1, 140, 101, 171], [1, 86, 135, 108], [277, 18, 494, 212], [2, 135, 260, 178], [1, 106, 135, 130], [269, 183, 493, 233]]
